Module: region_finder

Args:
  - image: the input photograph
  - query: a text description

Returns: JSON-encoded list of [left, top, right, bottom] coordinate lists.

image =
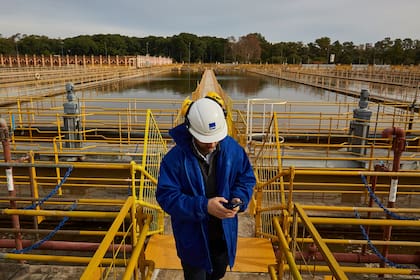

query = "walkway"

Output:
[[146, 70, 276, 277]]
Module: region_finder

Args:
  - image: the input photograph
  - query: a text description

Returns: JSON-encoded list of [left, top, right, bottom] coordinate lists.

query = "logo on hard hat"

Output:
[[209, 122, 216, 130]]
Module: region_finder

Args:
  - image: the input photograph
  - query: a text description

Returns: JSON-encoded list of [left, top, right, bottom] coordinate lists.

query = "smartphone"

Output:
[[223, 201, 244, 209]]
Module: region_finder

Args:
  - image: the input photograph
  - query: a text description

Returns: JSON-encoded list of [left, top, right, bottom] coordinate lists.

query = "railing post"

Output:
[[28, 151, 45, 225]]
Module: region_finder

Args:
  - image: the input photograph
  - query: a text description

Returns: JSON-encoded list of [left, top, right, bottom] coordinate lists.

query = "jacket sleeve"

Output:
[[156, 148, 208, 222], [224, 140, 256, 211]]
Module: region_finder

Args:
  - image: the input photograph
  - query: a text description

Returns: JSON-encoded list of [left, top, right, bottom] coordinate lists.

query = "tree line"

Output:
[[1, 32, 419, 65]]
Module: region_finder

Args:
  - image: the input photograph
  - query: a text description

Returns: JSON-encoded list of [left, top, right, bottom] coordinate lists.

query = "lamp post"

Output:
[[14, 39, 19, 56], [188, 42, 191, 91], [14, 38, 19, 67], [188, 42, 191, 64]]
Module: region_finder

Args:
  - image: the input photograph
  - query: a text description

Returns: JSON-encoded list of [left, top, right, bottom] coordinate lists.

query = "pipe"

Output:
[[0, 227, 128, 237], [1, 208, 118, 219], [0, 196, 126, 205], [0, 118, 23, 252], [270, 263, 420, 276], [381, 127, 406, 269], [0, 239, 132, 252], [382, 127, 406, 180], [1, 252, 127, 265], [297, 251, 420, 266]]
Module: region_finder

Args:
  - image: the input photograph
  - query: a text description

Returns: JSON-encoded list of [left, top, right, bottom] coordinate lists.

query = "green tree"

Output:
[[307, 42, 320, 63], [124, 36, 141, 55], [341, 41, 356, 64], [154, 37, 171, 57], [315, 37, 331, 63], [0, 36, 15, 54], [66, 35, 98, 55], [330, 41, 342, 64], [0, 32, 419, 65], [19, 35, 54, 55], [271, 42, 285, 64], [375, 37, 393, 64], [391, 39, 404, 64], [401, 38, 415, 64]]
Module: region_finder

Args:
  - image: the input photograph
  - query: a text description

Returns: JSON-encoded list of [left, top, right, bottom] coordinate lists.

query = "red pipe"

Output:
[[382, 127, 406, 175], [296, 251, 420, 266], [381, 127, 406, 270], [0, 118, 23, 253], [0, 239, 132, 252]]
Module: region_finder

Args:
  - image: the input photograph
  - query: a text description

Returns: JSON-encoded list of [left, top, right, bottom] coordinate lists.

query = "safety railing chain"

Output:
[[24, 166, 73, 210], [8, 166, 76, 254], [354, 174, 419, 269], [353, 209, 409, 269], [360, 174, 418, 221], [11, 202, 78, 254]]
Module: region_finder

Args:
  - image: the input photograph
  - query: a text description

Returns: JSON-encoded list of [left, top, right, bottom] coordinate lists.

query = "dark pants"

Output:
[[181, 240, 228, 280]]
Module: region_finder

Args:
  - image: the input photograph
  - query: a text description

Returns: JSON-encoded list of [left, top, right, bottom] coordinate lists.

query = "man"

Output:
[[156, 97, 256, 280]]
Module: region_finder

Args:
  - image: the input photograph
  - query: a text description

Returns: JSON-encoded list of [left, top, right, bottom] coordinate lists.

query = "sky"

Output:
[[1, 0, 419, 45]]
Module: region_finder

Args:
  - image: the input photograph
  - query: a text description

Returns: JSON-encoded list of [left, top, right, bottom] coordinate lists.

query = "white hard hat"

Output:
[[186, 98, 227, 143]]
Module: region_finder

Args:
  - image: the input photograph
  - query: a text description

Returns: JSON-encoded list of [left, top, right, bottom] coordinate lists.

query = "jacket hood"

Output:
[[169, 123, 195, 152]]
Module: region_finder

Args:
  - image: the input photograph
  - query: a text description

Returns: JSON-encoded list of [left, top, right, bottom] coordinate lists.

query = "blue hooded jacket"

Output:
[[156, 123, 256, 272]]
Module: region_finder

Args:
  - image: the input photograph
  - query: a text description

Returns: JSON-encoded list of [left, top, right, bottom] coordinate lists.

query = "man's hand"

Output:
[[207, 197, 239, 219]]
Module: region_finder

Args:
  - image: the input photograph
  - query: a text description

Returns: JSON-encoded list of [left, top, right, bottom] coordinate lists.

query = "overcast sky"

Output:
[[1, 0, 419, 45]]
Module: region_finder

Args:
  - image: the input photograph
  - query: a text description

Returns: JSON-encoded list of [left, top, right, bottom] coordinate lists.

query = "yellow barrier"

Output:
[[272, 216, 303, 280], [0, 108, 167, 279], [270, 202, 420, 279], [249, 110, 420, 279], [248, 65, 420, 105], [81, 197, 135, 279], [295, 203, 349, 280], [2, 96, 419, 164], [132, 109, 167, 234], [80, 198, 154, 280]]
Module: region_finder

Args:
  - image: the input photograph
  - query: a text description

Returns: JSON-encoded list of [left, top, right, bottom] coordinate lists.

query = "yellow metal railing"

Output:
[[81, 197, 154, 280], [270, 201, 420, 279], [0, 109, 168, 278], [78, 109, 166, 279], [250, 109, 420, 279], [253, 110, 420, 237], [0, 161, 162, 254], [132, 109, 167, 234], [249, 65, 420, 105], [0, 65, 174, 106], [294, 203, 349, 280], [2, 97, 419, 160]]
